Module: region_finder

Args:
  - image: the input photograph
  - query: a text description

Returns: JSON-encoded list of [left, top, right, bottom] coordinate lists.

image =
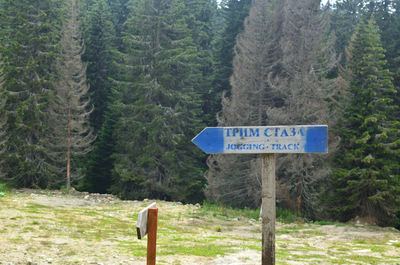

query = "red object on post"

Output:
[[147, 207, 158, 265]]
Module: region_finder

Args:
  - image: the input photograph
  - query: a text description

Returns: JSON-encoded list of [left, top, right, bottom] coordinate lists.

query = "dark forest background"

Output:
[[1, 0, 399, 228]]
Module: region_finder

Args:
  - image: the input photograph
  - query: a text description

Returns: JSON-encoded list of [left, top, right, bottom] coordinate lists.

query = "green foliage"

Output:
[[184, 0, 217, 125], [80, 0, 119, 193], [209, 0, 251, 125], [0, 0, 399, 228], [0, 0, 63, 188], [331, 17, 400, 227], [109, 0, 208, 203], [331, 0, 366, 62], [0, 182, 7, 196], [81, 0, 117, 132], [200, 201, 260, 220], [313, 220, 334, 226], [276, 208, 300, 224], [200, 201, 301, 224]]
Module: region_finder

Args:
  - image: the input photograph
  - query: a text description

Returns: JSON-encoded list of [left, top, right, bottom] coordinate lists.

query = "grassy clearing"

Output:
[[0, 190, 399, 264]]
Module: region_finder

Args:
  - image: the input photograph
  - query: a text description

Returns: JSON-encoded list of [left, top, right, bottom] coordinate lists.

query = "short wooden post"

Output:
[[147, 207, 158, 265], [261, 153, 275, 265]]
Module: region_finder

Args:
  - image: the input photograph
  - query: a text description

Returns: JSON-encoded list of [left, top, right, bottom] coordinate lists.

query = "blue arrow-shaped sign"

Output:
[[192, 125, 328, 154]]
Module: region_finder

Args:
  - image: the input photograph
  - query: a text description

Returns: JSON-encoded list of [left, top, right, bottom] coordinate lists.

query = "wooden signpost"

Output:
[[192, 125, 328, 265], [137, 202, 158, 265]]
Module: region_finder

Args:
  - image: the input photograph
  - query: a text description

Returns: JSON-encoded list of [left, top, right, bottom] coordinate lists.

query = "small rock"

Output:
[[84, 195, 90, 199], [143, 198, 149, 202], [47, 258, 52, 263]]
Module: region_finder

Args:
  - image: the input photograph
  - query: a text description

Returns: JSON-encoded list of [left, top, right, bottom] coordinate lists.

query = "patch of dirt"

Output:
[[0, 190, 399, 265]]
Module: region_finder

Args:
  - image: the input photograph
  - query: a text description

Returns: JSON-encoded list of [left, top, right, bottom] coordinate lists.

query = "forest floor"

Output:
[[0, 189, 399, 265]]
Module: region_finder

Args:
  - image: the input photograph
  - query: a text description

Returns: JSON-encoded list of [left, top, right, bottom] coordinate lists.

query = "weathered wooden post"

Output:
[[147, 207, 158, 265], [192, 125, 327, 265], [261, 153, 275, 264], [137, 202, 158, 265]]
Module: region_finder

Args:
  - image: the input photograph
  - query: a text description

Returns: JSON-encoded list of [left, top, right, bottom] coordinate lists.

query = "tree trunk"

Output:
[[261, 153, 275, 265], [66, 102, 71, 190]]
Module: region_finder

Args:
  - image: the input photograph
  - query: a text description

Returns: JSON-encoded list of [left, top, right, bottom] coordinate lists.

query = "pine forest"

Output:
[[0, 0, 399, 229]]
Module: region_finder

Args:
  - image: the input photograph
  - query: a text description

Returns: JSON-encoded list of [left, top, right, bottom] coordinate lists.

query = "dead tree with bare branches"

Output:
[[266, 0, 338, 218], [47, 0, 95, 189], [206, 0, 281, 208], [207, 0, 338, 216], [0, 58, 7, 178]]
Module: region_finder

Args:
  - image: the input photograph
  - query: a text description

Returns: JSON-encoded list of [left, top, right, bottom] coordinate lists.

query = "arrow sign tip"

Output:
[[192, 128, 224, 154], [305, 126, 328, 153]]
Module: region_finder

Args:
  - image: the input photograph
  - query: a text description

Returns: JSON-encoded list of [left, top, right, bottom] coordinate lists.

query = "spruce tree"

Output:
[[47, 0, 95, 189], [82, 0, 117, 132], [0, 0, 62, 187], [110, 0, 205, 202], [388, 1, 400, 121], [331, 0, 366, 58], [184, 0, 217, 125], [80, 0, 121, 193], [84, 108, 117, 193], [210, 0, 251, 126], [331, 18, 400, 226]]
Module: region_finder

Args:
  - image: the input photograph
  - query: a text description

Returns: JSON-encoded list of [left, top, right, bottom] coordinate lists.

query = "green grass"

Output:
[[301, 230, 327, 236], [314, 220, 334, 226], [1, 190, 399, 264], [0, 182, 8, 197], [199, 201, 300, 224], [159, 244, 234, 257], [343, 255, 383, 264], [8, 237, 24, 243], [198, 201, 260, 220], [276, 207, 299, 223]]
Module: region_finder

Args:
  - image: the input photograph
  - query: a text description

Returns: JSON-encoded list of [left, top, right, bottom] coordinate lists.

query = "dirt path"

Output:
[[0, 190, 399, 265]]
